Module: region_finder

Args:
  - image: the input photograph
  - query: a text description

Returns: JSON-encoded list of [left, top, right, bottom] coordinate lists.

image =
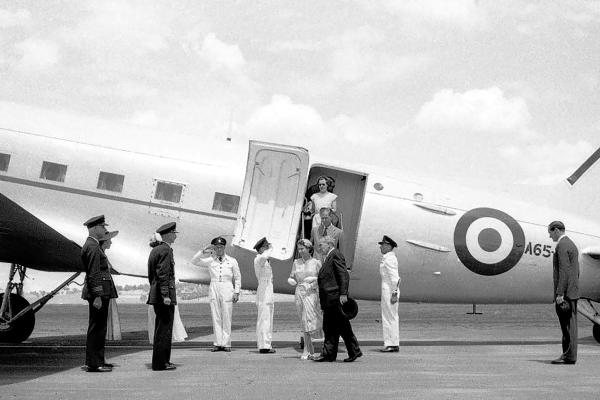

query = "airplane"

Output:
[[1, 126, 600, 344]]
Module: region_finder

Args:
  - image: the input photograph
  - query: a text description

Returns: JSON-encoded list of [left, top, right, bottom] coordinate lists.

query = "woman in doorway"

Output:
[[307, 176, 338, 229], [288, 239, 322, 360]]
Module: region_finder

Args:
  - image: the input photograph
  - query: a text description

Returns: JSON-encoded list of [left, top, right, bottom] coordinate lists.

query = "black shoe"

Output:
[[312, 355, 335, 362], [343, 351, 363, 362], [102, 363, 115, 368], [380, 346, 399, 353], [87, 366, 112, 372], [164, 364, 177, 370], [551, 358, 575, 365], [211, 346, 223, 352], [259, 348, 276, 354], [222, 347, 231, 352]]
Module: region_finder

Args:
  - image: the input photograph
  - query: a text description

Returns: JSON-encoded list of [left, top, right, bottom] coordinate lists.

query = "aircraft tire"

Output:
[[593, 324, 600, 344], [0, 293, 35, 343]]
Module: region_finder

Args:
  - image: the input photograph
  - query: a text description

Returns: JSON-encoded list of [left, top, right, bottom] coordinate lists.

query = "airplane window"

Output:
[[0, 153, 10, 172], [97, 172, 125, 193], [212, 192, 240, 213], [154, 181, 183, 203], [40, 161, 67, 182]]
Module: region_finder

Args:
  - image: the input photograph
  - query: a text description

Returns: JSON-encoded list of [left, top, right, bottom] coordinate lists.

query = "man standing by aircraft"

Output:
[[253, 237, 276, 354], [147, 222, 178, 371], [311, 208, 344, 263], [548, 221, 580, 365], [191, 237, 241, 352], [313, 236, 362, 362], [81, 215, 118, 373], [378, 235, 400, 353]]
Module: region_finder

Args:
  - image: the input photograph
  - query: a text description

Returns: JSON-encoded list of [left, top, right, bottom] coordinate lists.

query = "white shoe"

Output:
[[300, 353, 310, 360]]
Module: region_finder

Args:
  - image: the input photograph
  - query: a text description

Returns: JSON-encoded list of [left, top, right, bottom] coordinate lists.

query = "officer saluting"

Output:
[[253, 237, 276, 354], [147, 222, 178, 371], [378, 235, 400, 352], [191, 237, 241, 352], [81, 215, 118, 372]]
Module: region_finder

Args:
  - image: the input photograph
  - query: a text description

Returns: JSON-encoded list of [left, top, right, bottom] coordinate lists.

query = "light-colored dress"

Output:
[[290, 257, 323, 338], [148, 303, 188, 343], [310, 191, 338, 228]]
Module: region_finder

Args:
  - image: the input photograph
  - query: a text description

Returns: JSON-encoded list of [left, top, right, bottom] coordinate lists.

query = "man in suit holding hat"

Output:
[[191, 236, 241, 352], [147, 222, 178, 371], [378, 235, 400, 353], [81, 215, 118, 372], [313, 236, 362, 362], [253, 237, 276, 354], [548, 220, 580, 365]]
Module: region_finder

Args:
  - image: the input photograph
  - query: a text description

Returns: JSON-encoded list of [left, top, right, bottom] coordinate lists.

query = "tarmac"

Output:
[[1, 300, 599, 399]]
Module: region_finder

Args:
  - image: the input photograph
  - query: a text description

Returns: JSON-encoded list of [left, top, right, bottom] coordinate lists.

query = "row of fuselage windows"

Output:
[[0, 152, 240, 213]]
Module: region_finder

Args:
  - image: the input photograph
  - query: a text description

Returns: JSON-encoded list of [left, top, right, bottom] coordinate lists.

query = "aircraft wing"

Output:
[[0, 193, 84, 272]]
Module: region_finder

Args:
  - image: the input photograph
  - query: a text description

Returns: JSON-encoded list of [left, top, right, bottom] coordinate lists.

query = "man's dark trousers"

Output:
[[86, 298, 110, 368], [152, 303, 175, 369], [321, 304, 360, 360]]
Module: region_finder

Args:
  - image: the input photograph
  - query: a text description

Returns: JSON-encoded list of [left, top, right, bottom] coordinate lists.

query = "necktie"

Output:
[[322, 226, 328, 237], [218, 256, 223, 262]]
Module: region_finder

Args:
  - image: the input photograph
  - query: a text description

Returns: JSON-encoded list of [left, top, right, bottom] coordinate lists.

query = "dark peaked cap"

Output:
[[156, 222, 177, 235], [83, 215, 108, 228], [253, 237, 270, 251], [211, 236, 227, 246], [378, 235, 398, 248]]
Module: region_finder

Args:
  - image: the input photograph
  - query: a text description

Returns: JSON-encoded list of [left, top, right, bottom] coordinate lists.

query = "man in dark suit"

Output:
[[313, 236, 362, 362], [81, 215, 118, 373], [147, 222, 178, 371], [548, 220, 580, 365]]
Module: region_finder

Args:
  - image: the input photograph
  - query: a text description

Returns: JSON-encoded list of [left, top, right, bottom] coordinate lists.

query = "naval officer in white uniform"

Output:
[[378, 235, 400, 352], [253, 237, 276, 354], [191, 236, 241, 352]]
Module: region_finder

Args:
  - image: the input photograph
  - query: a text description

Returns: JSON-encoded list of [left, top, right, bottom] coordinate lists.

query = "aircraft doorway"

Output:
[[303, 166, 367, 270]]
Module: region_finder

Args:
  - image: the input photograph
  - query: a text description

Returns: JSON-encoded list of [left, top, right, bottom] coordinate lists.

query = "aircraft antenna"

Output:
[[567, 147, 600, 186]]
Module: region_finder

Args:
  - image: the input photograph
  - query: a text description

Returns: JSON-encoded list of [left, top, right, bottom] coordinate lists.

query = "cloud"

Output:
[[500, 140, 595, 185], [62, 2, 171, 55], [199, 33, 246, 72], [244, 95, 326, 143], [0, 8, 32, 28], [83, 80, 159, 99], [415, 87, 532, 136], [355, 0, 490, 31], [130, 110, 160, 127], [13, 38, 59, 72], [509, 1, 600, 37]]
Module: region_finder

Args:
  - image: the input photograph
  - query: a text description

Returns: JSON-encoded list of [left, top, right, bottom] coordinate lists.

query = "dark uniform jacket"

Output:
[[81, 237, 118, 300], [147, 242, 177, 305], [553, 236, 580, 300], [317, 248, 349, 310]]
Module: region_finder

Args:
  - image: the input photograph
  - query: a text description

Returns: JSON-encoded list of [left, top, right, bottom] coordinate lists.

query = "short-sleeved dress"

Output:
[[310, 191, 337, 228], [290, 257, 323, 338]]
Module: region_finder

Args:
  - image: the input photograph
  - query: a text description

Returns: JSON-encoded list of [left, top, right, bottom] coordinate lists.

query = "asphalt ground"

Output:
[[1, 300, 599, 399]]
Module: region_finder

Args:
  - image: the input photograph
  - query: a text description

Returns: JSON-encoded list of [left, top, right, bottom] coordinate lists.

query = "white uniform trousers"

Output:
[[256, 278, 274, 349], [209, 281, 234, 347], [381, 281, 399, 347]]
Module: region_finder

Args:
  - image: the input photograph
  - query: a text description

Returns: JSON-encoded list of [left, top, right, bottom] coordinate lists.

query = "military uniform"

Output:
[[253, 237, 275, 353], [378, 235, 400, 351], [147, 222, 178, 371], [191, 237, 241, 350], [81, 215, 118, 371]]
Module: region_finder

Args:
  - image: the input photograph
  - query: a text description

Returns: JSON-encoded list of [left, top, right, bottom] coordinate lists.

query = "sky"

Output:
[[1, 1, 600, 290]]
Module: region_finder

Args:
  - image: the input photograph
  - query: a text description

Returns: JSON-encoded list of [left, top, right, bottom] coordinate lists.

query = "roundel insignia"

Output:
[[453, 207, 525, 276]]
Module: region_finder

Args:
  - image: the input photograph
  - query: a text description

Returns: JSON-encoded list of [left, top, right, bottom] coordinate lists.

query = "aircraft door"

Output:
[[233, 141, 309, 260]]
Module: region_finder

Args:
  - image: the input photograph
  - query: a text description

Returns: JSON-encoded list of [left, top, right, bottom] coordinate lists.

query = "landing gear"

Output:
[[0, 293, 35, 343], [577, 298, 600, 344], [0, 263, 81, 343]]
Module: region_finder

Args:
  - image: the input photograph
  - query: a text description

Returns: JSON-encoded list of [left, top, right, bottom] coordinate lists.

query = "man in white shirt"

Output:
[[253, 237, 276, 354], [191, 236, 241, 352], [378, 235, 400, 352]]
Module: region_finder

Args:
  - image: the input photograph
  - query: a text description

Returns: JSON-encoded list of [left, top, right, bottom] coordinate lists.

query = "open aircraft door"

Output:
[[233, 141, 309, 260]]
